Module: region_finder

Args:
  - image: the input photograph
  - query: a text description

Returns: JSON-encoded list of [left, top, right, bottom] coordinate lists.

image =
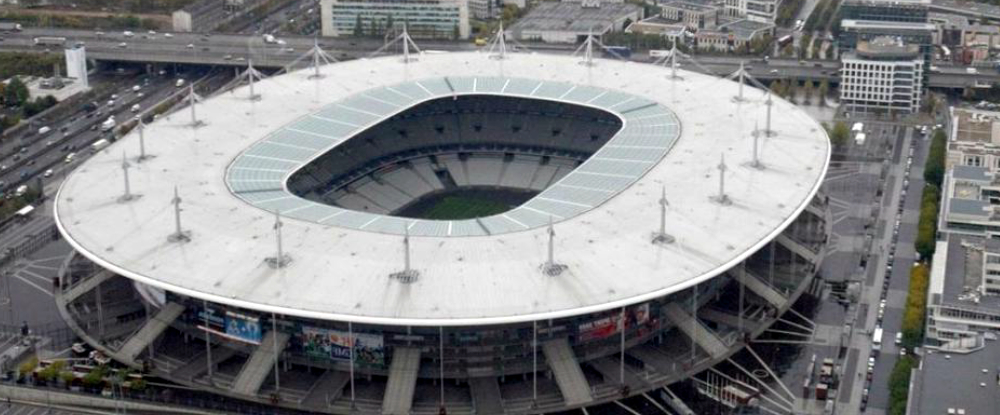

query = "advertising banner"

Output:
[[577, 303, 651, 342], [224, 311, 262, 344], [301, 327, 385, 368]]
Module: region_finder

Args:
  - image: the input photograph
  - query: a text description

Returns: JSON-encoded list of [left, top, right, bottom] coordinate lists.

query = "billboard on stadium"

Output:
[[224, 311, 262, 344], [577, 303, 650, 342], [300, 326, 385, 368]]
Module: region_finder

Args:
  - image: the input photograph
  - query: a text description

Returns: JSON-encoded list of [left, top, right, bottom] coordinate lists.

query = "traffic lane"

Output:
[[0, 70, 227, 187], [0, 81, 180, 186], [0, 78, 176, 175]]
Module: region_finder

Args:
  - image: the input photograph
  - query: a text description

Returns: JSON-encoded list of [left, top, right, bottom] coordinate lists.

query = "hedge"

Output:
[[901, 263, 929, 349], [924, 129, 947, 188], [915, 184, 940, 260], [888, 355, 918, 415]]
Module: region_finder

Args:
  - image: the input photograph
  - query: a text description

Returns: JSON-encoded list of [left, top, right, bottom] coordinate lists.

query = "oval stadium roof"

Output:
[[54, 51, 830, 326]]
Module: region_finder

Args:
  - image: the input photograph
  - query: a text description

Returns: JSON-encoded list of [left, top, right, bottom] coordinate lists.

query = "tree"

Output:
[[4, 77, 29, 108], [802, 80, 814, 105], [924, 129, 947, 187], [453, 23, 460, 40], [386, 14, 395, 35], [353, 14, 364, 37], [830, 120, 850, 147], [818, 79, 829, 107]]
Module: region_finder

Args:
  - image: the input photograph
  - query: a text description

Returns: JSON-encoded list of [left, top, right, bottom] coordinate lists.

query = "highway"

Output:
[[1, 27, 997, 88], [0, 67, 229, 195]]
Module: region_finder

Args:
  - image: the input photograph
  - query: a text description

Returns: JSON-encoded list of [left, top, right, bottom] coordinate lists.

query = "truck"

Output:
[[91, 138, 110, 153], [872, 326, 883, 353], [33, 36, 67, 46], [0, 22, 23, 32], [100, 117, 116, 132]]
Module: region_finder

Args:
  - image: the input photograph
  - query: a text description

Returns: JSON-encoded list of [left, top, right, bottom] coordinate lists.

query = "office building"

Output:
[[320, 0, 471, 39], [840, 37, 924, 114]]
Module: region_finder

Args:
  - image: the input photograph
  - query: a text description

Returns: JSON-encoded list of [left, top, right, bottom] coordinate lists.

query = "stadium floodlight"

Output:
[[487, 22, 509, 60], [371, 25, 422, 63], [542, 217, 566, 276], [390, 224, 420, 283], [118, 151, 134, 203], [168, 186, 191, 243], [187, 85, 205, 128], [750, 121, 764, 169], [137, 120, 147, 162], [764, 91, 776, 137], [574, 29, 596, 67], [245, 60, 262, 101], [652, 186, 674, 245], [713, 154, 732, 206], [267, 210, 291, 268], [735, 61, 746, 102]]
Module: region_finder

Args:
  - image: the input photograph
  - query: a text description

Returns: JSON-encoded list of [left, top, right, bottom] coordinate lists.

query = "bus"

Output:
[[872, 326, 883, 352], [33, 36, 67, 46]]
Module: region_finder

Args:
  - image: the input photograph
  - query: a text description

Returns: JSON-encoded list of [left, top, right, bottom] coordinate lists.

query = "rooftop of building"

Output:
[[855, 36, 921, 58], [718, 18, 774, 37], [840, 19, 937, 31], [660, 0, 719, 12], [951, 108, 1000, 146], [931, 235, 1000, 309], [507, 2, 643, 35], [54, 51, 829, 326], [844, 0, 931, 5], [928, 11, 969, 27], [909, 340, 1000, 415], [932, 0, 1000, 18]]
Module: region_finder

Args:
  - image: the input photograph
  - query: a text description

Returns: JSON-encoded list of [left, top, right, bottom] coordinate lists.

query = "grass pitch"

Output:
[[419, 195, 511, 220]]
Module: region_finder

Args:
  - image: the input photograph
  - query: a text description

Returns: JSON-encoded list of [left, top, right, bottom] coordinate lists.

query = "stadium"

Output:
[[52, 46, 831, 414]]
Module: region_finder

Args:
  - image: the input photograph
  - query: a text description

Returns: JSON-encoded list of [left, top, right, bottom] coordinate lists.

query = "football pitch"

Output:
[[418, 195, 511, 220]]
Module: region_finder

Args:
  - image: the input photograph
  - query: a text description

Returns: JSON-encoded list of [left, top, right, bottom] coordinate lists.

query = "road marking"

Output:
[[12, 274, 52, 298]]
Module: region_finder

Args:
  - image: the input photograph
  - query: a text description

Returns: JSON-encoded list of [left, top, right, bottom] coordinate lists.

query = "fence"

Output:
[[0, 223, 60, 270]]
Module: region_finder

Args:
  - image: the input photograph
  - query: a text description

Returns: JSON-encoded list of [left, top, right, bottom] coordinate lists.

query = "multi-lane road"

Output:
[[1, 27, 998, 87]]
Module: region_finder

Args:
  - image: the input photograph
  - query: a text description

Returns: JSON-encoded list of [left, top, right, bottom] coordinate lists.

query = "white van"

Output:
[[37, 126, 51, 135], [175, 79, 185, 88]]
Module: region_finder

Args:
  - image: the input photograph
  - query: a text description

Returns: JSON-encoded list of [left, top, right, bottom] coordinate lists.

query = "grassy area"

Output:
[[417, 195, 510, 220], [0, 52, 64, 80], [0, 10, 162, 30]]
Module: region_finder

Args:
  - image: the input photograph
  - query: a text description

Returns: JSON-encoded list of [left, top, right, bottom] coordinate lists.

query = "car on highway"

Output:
[[164, 33, 173, 38], [44, 169, 53, 178], [132, 85, 141, 92], [123, 31, 134, 37], [186, 43, 194, 49], [176, 79, 186, 88], [118, 42, 127, 48], [202, 47, 210, 51], [148, 30, 156, 35], [224, 54, 233, 60], [131, 104, 141, 113], [65, 153, 76, 163]]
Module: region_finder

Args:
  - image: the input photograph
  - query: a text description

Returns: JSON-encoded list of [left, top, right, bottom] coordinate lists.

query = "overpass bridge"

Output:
[[0, 28, 995, 88]]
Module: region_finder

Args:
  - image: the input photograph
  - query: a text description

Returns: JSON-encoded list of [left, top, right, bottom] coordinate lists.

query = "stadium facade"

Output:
[[53, 50, 831, 414]]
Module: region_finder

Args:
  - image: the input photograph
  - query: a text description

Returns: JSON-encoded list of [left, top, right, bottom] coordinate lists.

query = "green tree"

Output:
[[802, 80, 814, 105], [915, 185, 940, 261], [4, 77, 29, 108], [818, 79, 829, 107], [353, 14, 364, 37], [453, 23, 460, 40], [830, 120, 850, 147], [386, 14, 395, 35], [924, 129, 947, 187]]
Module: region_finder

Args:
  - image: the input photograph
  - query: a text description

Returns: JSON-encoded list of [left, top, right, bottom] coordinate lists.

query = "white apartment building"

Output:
[[840, 37, 924, 114], [724, 0, 781, 23], [320, 0, 471, 39], [467, 0, 524, 20]]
